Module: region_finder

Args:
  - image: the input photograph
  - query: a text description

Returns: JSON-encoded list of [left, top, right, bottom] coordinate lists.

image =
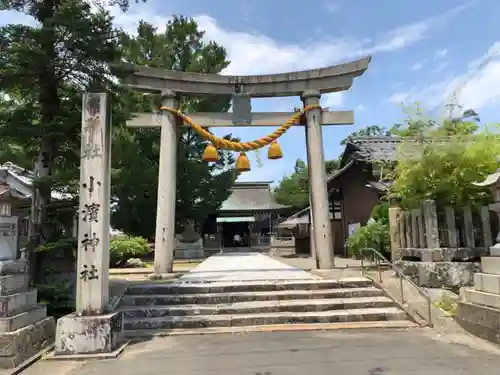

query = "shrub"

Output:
[[109, 236, 150, 267], [346, 220, 390, 260], [346, 203, 391, 260], [37, 282, 74, 318]]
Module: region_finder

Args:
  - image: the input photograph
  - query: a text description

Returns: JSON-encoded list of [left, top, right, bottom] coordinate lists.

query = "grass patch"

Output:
[[433, 293, 457, 317]]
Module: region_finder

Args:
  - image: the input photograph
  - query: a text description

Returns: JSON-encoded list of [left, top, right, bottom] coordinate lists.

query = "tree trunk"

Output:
[[26, 0, 60, 284]]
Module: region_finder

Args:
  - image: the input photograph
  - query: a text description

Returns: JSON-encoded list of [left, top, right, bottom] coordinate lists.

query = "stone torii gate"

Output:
[[53, 57, 371, 357], [125, 56, 371, 274]]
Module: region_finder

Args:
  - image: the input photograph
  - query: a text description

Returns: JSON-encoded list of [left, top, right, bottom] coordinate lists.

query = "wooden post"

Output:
[[463, 206, 475, 248], [422, 200, 440, 248], [444, 206, 458, 248], [388, 207, 402, 261], [481, 205, 493, 250]]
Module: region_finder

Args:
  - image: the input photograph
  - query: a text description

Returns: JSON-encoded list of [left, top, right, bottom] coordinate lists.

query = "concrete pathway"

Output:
[[276, 256, 367, 270], [25, 328, 500, 375], [179, 253, 321, 282]]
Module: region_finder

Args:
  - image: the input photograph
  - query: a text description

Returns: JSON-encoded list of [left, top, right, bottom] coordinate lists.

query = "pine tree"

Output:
[[111, 17, 237, 237], [0, 0, 127, 281]]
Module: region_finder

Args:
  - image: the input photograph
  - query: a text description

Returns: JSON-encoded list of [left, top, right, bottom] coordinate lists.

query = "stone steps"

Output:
[[125, 278, 372, 295], [119, 296, 395, 318], [473, 273, 500, 294], [480, 257, 500, 274], [119, 276, 412, 334], [120, 286, 385, 306], [124, 320, 420, 337], [123, 307, 408, 331]]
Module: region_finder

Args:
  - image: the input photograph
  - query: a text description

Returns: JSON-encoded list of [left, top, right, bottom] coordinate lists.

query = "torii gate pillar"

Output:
[[155, 90, 179, 274], [303, 90, 334, 268]]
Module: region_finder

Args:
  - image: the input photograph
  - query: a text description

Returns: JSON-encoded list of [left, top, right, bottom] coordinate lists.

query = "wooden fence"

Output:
[[389, 199, 498, 261]]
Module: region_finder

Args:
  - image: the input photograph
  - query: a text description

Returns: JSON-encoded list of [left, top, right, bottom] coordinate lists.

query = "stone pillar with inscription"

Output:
[[54, 93, 123, 357], [0, 199, 55, 369]]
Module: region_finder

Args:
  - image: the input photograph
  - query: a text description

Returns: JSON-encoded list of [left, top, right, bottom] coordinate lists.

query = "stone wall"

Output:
[[389, 200, 495, 289], [268, 235, 295, 257]]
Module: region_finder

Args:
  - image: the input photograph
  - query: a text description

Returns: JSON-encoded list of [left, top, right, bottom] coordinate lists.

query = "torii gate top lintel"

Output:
[[122, 56, 371, 97]]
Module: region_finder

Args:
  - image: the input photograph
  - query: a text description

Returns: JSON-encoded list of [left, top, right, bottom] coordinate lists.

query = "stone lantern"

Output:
[[473, 167, 500, 248]]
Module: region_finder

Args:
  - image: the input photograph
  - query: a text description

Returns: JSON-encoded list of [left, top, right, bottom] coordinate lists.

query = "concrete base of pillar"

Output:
[[0, 316, 55, 369], [54, 311, 124, 356]]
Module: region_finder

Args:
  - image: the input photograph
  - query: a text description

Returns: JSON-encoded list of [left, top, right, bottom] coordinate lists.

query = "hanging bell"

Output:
[[235, 152, 251, 172], [268, 141, 283, 160], [202, 144, 219, 162]]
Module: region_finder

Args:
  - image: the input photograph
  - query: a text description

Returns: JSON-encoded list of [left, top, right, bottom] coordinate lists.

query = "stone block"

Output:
[[54, 311, 123, 355], [0, 259, 28, 275], [394, 260, 480, 288], [173, 247, 205, 259], [0, 218, 20, 262], [0, 289, 37, 318], [124, 307, 408, 331], [0, 274, 29, 296], [461, 288, 500, 309], [456, 301, 500, 346], [489, 246, 500, 257], [0, 316, 55, 369], [0, 305, 47, 333], [473, 273, 500, 295], [481, 257, 500, 275], [399, 247, 485, 262]]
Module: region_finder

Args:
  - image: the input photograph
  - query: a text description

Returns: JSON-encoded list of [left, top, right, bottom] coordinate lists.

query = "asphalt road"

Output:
[[23, 328, 500, 375]]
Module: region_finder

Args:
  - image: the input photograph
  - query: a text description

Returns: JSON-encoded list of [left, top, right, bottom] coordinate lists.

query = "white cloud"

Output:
[[411, 60, 426, 71], [435, 48, 449, 59], [2, 1, 475, 78], [323, 1, 340, 14], [103, 2, 472, 77], [364, 2, 472, 54], [0, 10, 37, 26], [356, 104, 366, 112], [388, 41, 500, 115], [322, 93, 344, 109]]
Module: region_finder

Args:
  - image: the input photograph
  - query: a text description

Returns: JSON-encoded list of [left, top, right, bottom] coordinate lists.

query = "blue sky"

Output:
[[2, 0, 500, 183]]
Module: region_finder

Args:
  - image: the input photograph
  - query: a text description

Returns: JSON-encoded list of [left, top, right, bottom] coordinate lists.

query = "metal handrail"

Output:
[[360, 247, 433, 327]]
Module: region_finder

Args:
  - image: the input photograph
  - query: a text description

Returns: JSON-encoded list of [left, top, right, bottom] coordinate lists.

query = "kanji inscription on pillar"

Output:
[[80, 264, 99, 281], [76, 92, 111, 316]]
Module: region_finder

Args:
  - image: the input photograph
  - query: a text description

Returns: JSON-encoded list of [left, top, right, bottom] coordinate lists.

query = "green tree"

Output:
[[388, 129, 500, 208], [273, 158, 339, 208], [385, 104, 494, 208], [111, 18, 237, 238], [341, 103, 479, 145], [0, 0, 133, 281]]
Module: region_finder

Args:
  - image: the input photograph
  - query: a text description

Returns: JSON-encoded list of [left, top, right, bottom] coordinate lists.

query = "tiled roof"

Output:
[[345, 135, 464, 163], [346, 136, 403, 163], [219, 182, 288, 212], [0, 162, 73, 200]]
